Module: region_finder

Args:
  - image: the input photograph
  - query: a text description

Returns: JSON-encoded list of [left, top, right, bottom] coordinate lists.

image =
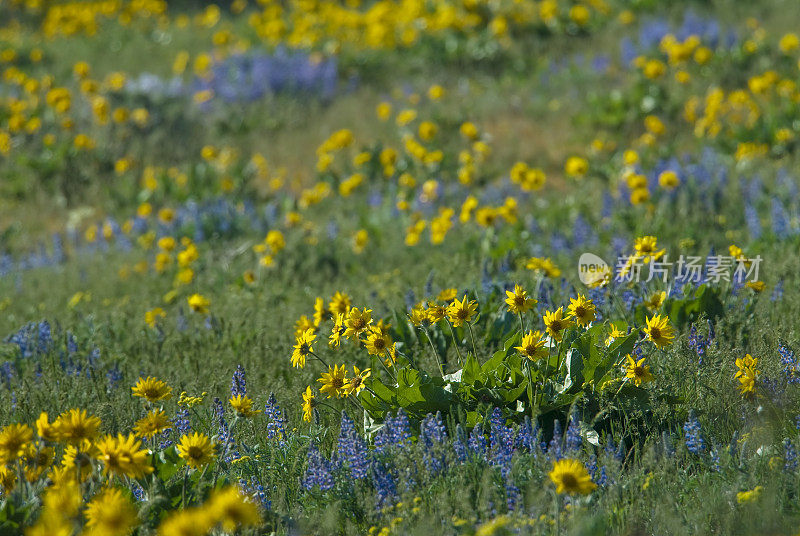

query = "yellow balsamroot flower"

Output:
[[428, 84, 444, 100], [344, 307, 373, 339], [0, 424, 33, 463], [736, 485, 763, 504], [353, 229, 369, 254], [567, 295, 596, 326], [549, 458, 597, 495], [779, 33, 799, 54], [230, 395, 260, 417], [344, 366, 371, 396], [0, 466, 16, 494], [418, 121, 437, 141], [569, 5, 590, 26], [643, 314, 675, 348], [294, 315, 316, 337], [158, 508, 215, 535], [526, 257, 561, 278], [84, 488, 137, 536], [132, 376, 172, 402], [329, 314, 347, 348], [364, 326, 392, 356], [644, 115, 665, 136], [318, 364, 348, 399], [61, 443, 97, 483], [328, 292, 351, 316], [55, 408, 102, 445], [642, 58, 666, 79], [302, 387, 317, 423], [376, 101, 392, 120], [409, 304, 429, 327], [426, 302, 446, 323], [634, 236, 666, 263], [292, 328, 317, 368], [735, 354, 759, 396], [624, 355, 654, 386], [658, 170, 680, 190], [144, 307, 166, 328], [437, 288, 458, 302], [187, 293, 210, 314], [630, 188, 650, 205], [134, 410, 171, 439], [564, 156, 588, 178], [206, 486, 261, 532], [95, 433, 153, 478], [158, 207, 175, 224], [157, 236, 176, 251], [475, 515, 511, 536], [36, 412, 60, 442], [745, 281, 765, 292], [694, 46, 712, 65], [396, 108, 417, 126], [313, 297, 332, 326], [447, 295, 478, 327], [460, 121, 479, 140], [505, 284, 536, 315], [643, 291, 666, 311], [515, 330, 548, 361], [177, 432, 216, 469], [543, 307, 574, 342]]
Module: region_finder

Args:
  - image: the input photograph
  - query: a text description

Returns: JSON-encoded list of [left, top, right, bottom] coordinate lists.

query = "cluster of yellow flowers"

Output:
[[0, 57, 153, 158], [735, 353, 759, 396], [248, 0, 615, 53], [291, 292, 394, 420], [0, 374, 262, 535]]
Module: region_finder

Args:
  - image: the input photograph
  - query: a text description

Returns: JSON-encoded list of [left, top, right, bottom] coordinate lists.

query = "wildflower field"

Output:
[[2, 0, 800, 534]]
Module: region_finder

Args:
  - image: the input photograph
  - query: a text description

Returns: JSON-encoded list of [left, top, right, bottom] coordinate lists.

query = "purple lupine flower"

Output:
[[264, 393, 287, 441], [337, 412, 370, 480], [468, 425, 487, 459], [213, 397, 238, 461], [106, 365, 123, 390], [375, 409, 412, 452], [131, 483, 145, 502], [771, 280, 784, 302], [231, 364, 247, 397], [174, 407, 191, 436], [744, 203, 761, 239], [67, 333, 78, 354], [303, 443, 335, 491], [240, 476, 271, 509], [683, 411, 705, 454], [514, 416, 541, 455], [420, 412, 448, 475], [565, 411, 582, 453], [548, 420, 563, 460], [771, 197, 791, 239], [489, 408, 515, 469], [37, 321, 51, 354], [372, 461, 397, 508], [605, 436, 624, 462], [779, 343, 799, 385], [453, 424, 468, 462], [785, 439, 798, 472]]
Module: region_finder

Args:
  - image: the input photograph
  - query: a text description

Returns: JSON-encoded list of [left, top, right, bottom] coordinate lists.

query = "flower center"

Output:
[[561, 473, 578, 489], [650, 327, 661, 339]]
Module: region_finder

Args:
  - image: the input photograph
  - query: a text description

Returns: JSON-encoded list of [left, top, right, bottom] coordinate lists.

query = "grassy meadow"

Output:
[[1, 0, 800, 534]]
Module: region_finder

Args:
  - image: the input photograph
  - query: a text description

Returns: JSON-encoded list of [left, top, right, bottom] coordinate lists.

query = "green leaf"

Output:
[[462, 354, 482, 385]]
